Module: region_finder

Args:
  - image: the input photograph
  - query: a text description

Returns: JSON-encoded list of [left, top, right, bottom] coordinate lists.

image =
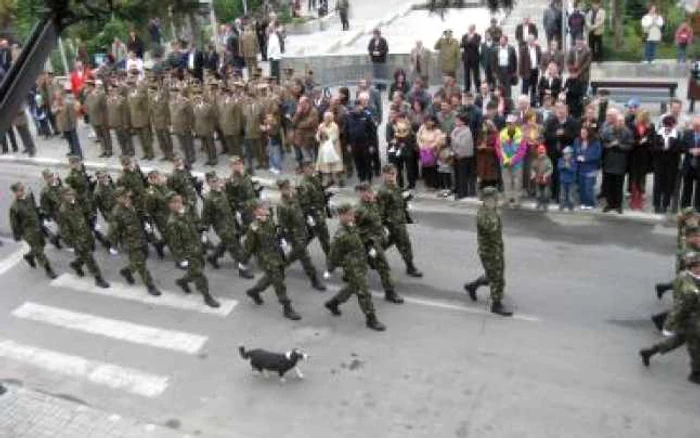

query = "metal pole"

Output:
[[57, 36, 70, 75], [243, 0, 249, 14]]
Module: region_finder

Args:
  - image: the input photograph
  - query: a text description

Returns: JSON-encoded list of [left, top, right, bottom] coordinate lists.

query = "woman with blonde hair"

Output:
[[416, 115, 446, 189], [628, 109, 655, 210], [315, 111, 344, 185]]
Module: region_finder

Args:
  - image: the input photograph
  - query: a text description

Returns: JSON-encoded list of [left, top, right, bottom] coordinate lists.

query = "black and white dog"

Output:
[[239, 345, 308, 381]]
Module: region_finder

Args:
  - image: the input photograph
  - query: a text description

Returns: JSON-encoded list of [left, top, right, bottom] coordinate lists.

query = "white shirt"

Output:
[[528, 46, 538, 70], [498, 47, 509, 67], [125, 58, 144, 79], [267, 32, 282, 61], [188, 52, 195, 70]]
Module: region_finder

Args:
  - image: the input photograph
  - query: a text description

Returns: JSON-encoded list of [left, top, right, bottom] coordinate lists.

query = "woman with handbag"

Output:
[[315, 111, 344, 186], [416, 115, 445, 190]]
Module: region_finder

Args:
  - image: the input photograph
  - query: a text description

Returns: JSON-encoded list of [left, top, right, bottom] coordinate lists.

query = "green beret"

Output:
[[276, 178, 290, 189], [336, 203, 354, 215], [10, 182, 23, 193], [481, 187, 499, 200]]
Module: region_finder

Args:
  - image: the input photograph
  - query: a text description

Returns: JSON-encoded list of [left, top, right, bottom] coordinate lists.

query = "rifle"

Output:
[[402, 190, 414, 225], [30, 191, 62, 248], [190, 175, 204, 201]]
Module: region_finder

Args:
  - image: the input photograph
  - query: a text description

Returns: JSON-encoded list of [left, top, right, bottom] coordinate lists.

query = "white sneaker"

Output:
[[269, 167, 281, 175]]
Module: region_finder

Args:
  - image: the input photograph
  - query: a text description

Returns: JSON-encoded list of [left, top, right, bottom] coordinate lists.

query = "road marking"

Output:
[[325, 285, 540, 322], [12, 302, 208, 354], [0, 241, 29, 276], [50, 274, 237, 317], [0, 339, 168, 397]]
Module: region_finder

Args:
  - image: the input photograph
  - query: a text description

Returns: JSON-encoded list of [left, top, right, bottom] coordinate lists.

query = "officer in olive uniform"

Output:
[[84, 79, 112, 157], [354, 183, 404, 304], [170, 86, 196, 165], [107, 85, 134, 157], [9, 182, 58, 279], [192, 87, 218, 166], [297, 161, 331, 261], [377, 164, 423, 278], [108, 187, 161, 296], [225, 155, 257, 233], [149, 79, 174, 161], [58, 188, 110, 288], [463, 186, 513, 316], [127, 76, 154, 160], [240, 25, 260, 79], [218, 86, 244, 156], [242, 91, 266, 172], [324, 203, 386, 331], [201, 172, 254, 279], [166, 193, 220, 308], [241, 201, 301, 321], [94, 170, 117, 223], [276, 179, 326, 291]]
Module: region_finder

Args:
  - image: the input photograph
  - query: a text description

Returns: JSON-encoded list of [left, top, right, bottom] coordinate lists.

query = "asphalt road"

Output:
[[0, 162, 696, 438]]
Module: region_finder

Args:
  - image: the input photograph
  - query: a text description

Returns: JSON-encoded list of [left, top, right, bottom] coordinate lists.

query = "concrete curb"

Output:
[[0, 154, 672, 226]]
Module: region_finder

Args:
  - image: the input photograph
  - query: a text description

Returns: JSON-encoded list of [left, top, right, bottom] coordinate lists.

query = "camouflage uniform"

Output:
[[65, 167, 95, 217], [225, 171, 257, 231], [201, 187, 247, 272], [475, 199, 505, 302], [117, 167, 147, 214], [663, 269, 700, 382], [58, 197, 106, 283], [94, 178, 117, 223], [298, 173, 331, 258], [377, 182, 421, 275], [10, 192, 56, 277], [108, 200, 156, 290], [40, 179, 63, 222], [168, 167, 199, 208], [276, 188, 324, 289], [144, 183, 170, 235], [355, 197, 394, 292]]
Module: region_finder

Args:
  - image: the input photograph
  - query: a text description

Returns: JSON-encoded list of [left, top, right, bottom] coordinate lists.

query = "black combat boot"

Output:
[[94, 276, 110, 289], [688, 372, 700, 385], [238, 267, 254, 279], [154, 241, 165, 259], [206, 254, 221, 269], [406, 262, 423, 278], [175, 278, 192, 294], [311, 273, 327, 291], [384, 289, 404, 304], [655, 282, 672, 300], [119, 268, 135, 285], [23, 254, 36, 269], [490, 300, 513, 317], [324, 298, 342, 316], [246, 287, 264, 305], [44, 264, 57, 280], [146, 284, 161, 297], [365, 313, 386, 331], [201, 290, 221, 308], [639, 346, 659, 367], [283, 302, 301, 320], [69, 260, 85, 277], [49, 235, 62, 249], [94, 231, 110, 249], [464, 277, 489, 301], [651, 312, 668, 332]]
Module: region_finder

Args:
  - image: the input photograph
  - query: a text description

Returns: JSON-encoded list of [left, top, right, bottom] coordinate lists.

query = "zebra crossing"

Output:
[[0, 272, 240, 399]]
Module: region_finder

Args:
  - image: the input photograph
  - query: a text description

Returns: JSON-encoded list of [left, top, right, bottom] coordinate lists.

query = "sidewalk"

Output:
[[0, 384, 186, 438]]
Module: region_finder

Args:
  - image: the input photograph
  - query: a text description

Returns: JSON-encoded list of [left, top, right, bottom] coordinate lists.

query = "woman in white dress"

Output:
[[315, 111, 344, 185]]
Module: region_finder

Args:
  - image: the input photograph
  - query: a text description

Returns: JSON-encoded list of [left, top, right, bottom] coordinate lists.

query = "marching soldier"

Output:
[[64, 155, 109, 250], [354, 183, 404, 304], [225, 155, 257, 233], [655, 208, 699, 299], [9, 182, 58, 279], [84, 79, 113, 157], [219, 86, 244, 156], [298, 160, 331, 261], [127, 75, 155, 160], [58, 188, 110, 288], [324, 204, 386, 331], [149, 79, 174, 161], [377, 164, 423, 278], [107, 84, 133, 157], [276, 179, 326, 291], [168, 155, 199, 207], [201, 172, 254, 279], [39, 169, 64, 248], [93, 170, 117, 223], [241, 201, 301, 321], [166, 193, 220, 308], [108, 187, 161, 296], [116, 156, 147, 213], [144, 170, 171, 241], [463, 187, 513, 316], [170, 86, 196, 165], [192, 87, 218, 166]]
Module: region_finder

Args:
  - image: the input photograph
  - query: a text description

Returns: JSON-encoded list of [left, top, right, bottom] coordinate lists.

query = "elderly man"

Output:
[[460, 24, 482, 93], [409, 40, 431, 83], [490, 35, 517, 98], [518, 35, 542, 107]]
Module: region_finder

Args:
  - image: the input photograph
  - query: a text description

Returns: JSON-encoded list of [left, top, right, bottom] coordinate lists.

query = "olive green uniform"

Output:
[[127, 83, 154, 159], [355, 198, 394, 291], [241, 218, 291, 304], [170, 94, 196, 164], [10, 195, 54, 274], [298, 174, 331, 258], [277, 195, 321, 283], [149, 87, 174, 160], [108, 203, 155, 288], [85, 88, 112, 155]]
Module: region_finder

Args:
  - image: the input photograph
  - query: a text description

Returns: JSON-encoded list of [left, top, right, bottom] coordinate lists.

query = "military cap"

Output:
[[114, 187, 129, 198], [276, 178, 291, 189], [336, 203, 354, 215], [229, 155, 243, 164], [120, 156, 132, 165], [147, 170, 160, 177], [481, 186, 499, 200], [67, 154, 82, 163], [354, 182, 372, 192], [41, 168, 53, 177], [10, 182, 23, 193]]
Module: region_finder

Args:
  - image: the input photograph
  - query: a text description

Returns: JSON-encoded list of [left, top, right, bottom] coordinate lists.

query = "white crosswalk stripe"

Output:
[[0, 339, 169, 397], [12, 302, 208, 354], [50, 273, 238, 317]]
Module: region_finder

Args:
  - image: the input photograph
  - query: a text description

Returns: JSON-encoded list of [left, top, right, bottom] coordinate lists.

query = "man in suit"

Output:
[[490, 35, 517, 98], [518, 35, 542, 107], [681, 116, 700, 210], [409, 40, 431, 84], [0, 39, 12, 73], [566, 37, 592, 91], [367, 28, 389, 91], [186, 43, 204, 82], [460, 24, 482, 93], [515, 17, 538, 47]]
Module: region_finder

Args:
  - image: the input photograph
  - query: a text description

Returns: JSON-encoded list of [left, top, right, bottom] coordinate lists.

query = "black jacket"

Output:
[[544, 116, 579, 158], [681, 129, 700, 173], [515, 23, 539, 45], [368, 37, 389, 63], [460, 32, 481, 64]]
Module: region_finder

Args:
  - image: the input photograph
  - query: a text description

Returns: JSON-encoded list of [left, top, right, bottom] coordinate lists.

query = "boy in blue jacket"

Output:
[[558, 146, 578, 211]]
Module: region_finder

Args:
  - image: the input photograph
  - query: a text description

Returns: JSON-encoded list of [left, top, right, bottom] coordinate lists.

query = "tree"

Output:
[[0, 0, 17, 32]]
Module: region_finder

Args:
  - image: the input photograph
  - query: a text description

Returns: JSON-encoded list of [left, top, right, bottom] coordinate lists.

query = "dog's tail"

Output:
[[238, 345, 250, 360]]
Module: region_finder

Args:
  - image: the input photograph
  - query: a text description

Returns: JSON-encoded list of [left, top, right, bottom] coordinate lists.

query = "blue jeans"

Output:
[[644, 41, 657, 62], [267, 139, 282, 171], [677, 44, 688, 63], [64, 129, 82, 158], [560, 182, 574, 209], [577, 173, 596, 207]]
